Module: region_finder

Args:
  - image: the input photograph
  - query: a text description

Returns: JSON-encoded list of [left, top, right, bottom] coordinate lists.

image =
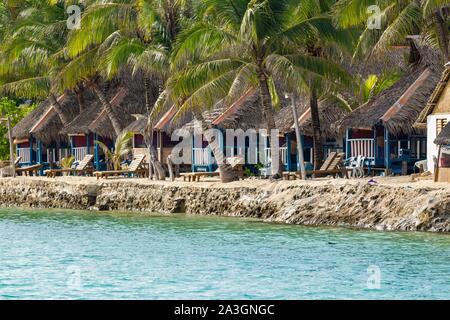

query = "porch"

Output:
[[345, 127, 426, 175]]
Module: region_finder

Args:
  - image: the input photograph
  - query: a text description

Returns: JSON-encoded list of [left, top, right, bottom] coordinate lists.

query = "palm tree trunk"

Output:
[[258, 67, 282, 176], [48, 93, 69, 126], [310, 85, 323, 170], [434, 9, 450, 62], [258, 70, 276, 130], [90, 82, 123, 136], [193, 110, 237, 183], [74, 86, 86, 113], [143, 74, 165, 180]]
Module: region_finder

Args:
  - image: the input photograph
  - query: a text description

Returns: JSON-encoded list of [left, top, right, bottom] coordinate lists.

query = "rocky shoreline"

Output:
[[1, 177, 450, 233]]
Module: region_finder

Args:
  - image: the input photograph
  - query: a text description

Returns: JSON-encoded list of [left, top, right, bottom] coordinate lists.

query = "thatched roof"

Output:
[[434, 122, 450, 145], [294, 102, 349, 138], [149, 86, 349, 140], [11, 92, 79, 144], [124, 116, 147, 134], [63, 72, 147, 139], [415, 65, 450, 129], [338, 37, 442, 136]]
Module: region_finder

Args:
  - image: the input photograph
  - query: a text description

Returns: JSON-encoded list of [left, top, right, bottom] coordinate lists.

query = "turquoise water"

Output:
[[0, 208, 449, 300]]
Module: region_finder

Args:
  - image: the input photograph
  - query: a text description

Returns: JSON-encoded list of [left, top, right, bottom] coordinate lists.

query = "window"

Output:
[[437, 118, 448, 136]]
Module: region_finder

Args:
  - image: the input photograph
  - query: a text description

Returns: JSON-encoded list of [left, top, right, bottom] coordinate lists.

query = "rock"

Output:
[[0, 178, 449, 233]]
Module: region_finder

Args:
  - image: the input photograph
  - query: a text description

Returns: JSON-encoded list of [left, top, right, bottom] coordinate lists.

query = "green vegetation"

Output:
[[60, 156, 75, 169], [0, 0, 449, 176], [0, 98, 36, 160], [96, 131, 134, 171]]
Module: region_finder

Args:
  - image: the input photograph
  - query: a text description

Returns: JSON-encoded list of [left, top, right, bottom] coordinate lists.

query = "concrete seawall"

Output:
[[1, 177, 450, 233]]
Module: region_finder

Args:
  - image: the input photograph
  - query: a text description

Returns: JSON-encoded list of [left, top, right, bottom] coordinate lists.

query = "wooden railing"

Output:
[[193, 148, 213, 166], [224, 146, 245, 158], [263, 147, 288, 165], [17, 148, 30, 164], [73, 147, 88, 161], [348, 139, 375, 159], [59, 148, 71, 162], [47, 148, 57, 163]]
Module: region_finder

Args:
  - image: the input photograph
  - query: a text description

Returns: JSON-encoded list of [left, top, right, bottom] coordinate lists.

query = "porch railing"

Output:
[[59, 148, 71, 162], [193, 148, 213, 166], [17, 148, 31, 164], [348, 139, 375, 159], [47, 148, 57, 163], [263, 147, 288, 165], [73, 147, 88, 161]]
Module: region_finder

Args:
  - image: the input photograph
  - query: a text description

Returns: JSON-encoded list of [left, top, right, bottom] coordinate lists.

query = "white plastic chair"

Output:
[[414, 160, 427, 173], [346, 156, 365, 178]]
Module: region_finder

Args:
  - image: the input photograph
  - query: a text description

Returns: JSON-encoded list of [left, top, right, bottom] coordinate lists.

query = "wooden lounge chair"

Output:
[[309, 152, 350, 179], [180, 170, 220, 182], [16, 163, 44, 176], [282, 171, 302, 180], [44, 155, 95, 178], [180, 157, 245, 182], [94, 154, 148, 179], [14, 156, 22, 166]]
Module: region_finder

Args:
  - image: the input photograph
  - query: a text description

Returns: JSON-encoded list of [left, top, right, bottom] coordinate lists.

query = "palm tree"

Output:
[[165, 0, 355, 173], [96, 131, 134, 170], [65, 0, 194, 179], [333, 0, 450, 62], [0, 1, 83, 125]]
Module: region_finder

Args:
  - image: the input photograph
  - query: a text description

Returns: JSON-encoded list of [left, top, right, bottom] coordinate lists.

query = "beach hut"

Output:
[[415, 64, 450, 178], [123, 114, 180, 166], [153, 87, 348, 174], [282, 102, 349, 171], [339, 37, 442, 175], [62, 83, 147, 170], [10, 93, 79, 172]]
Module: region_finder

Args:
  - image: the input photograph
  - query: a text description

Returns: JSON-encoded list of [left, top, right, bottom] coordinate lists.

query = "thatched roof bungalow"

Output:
[[60, 82, 147, 168], [11, 92, 79, 165], [338, 36, 442, 173], [142, 86, 350, 172]]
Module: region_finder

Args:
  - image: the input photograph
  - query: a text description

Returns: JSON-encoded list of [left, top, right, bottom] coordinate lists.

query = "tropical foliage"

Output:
[[60, 156, 75, 169], [0, 0, 449, 179], [96, 131, 134, 171], [0, 98, 36, 160]]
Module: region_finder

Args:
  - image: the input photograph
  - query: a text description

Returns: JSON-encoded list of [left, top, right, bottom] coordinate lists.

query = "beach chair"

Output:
[[309, 152, 350, 179], [346, 155, 365, 178], [180, 170, 220, 182], [180, 157, 245, 182], [16, 164, 44, 176], [94, 154, 148, 179], [44, 155, 95, 178]]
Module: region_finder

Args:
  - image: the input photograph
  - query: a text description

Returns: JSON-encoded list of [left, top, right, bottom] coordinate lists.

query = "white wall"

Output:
[[427, 114, 450, 173]]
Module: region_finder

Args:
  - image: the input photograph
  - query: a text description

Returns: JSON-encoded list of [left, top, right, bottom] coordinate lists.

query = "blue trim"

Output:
[[29, 136, 34, 164], [286, 134, 291, 172], [384, 127, 391, 170], [94, 133, 100, 171], [37, 139, 43, 176], [191, 134, 195, 172], [70, 136, 74, 157], [345, 128, 350, 160], [87, 133, 91, 153]]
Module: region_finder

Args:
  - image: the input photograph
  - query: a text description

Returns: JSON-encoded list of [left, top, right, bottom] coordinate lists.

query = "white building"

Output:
[[415, 64, 450, 177]]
